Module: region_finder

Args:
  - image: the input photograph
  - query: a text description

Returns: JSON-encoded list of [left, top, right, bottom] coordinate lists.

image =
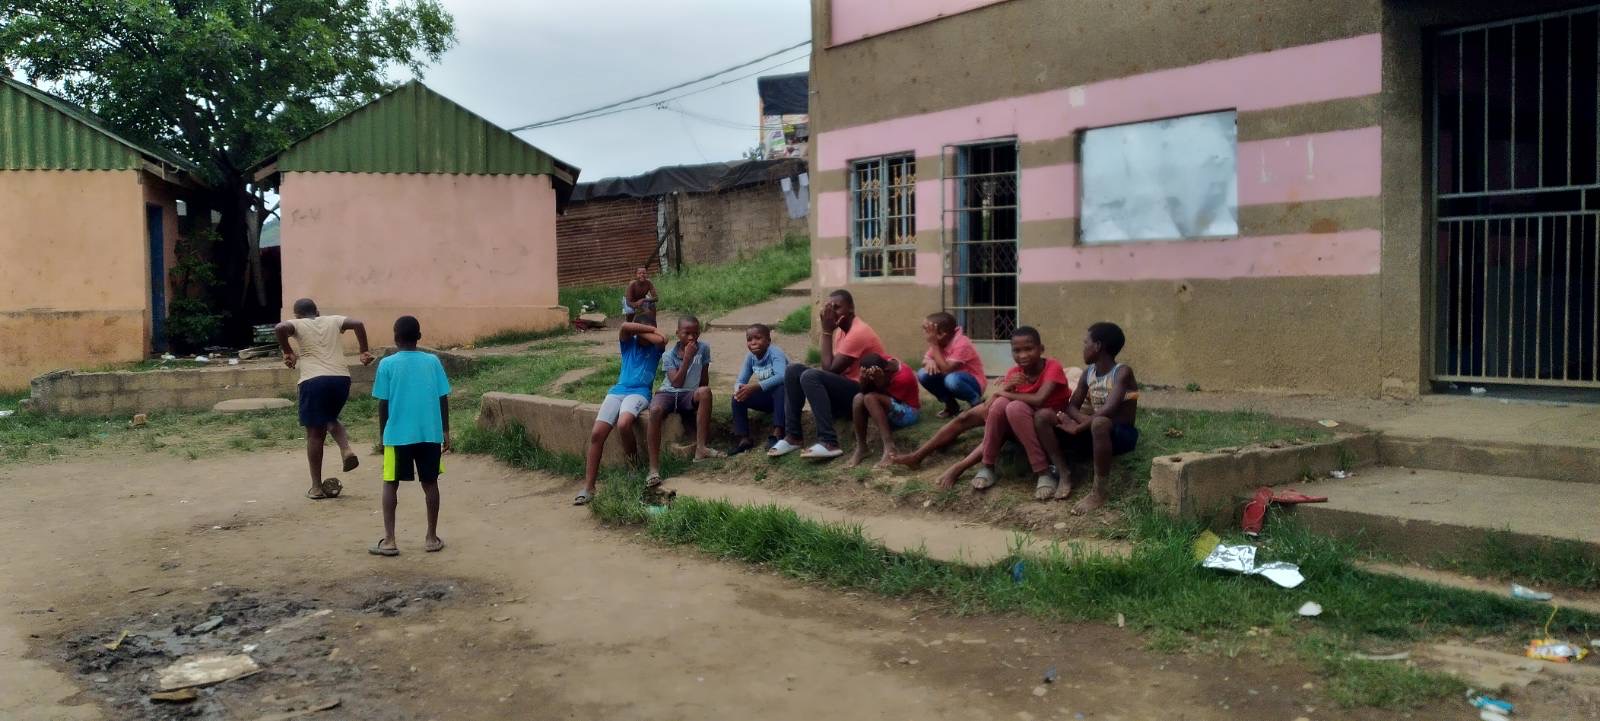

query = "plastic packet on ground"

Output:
[[1200, 542, 1305, 589], [1525, 637, 1589, 662], [1510, 583, 1553, 601]]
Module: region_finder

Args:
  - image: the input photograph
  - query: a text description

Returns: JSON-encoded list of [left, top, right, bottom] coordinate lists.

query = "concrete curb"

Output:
[[1147, 433, 1380, 523]]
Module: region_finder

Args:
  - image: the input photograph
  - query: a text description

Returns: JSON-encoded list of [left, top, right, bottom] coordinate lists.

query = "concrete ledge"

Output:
[[29, 348, 474, 416], [1380, 434, 1600, 485], [1148, 433, 1379, 522]]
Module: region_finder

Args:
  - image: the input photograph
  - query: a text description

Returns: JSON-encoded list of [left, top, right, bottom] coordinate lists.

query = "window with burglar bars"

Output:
[[850, 155, 917, 278]]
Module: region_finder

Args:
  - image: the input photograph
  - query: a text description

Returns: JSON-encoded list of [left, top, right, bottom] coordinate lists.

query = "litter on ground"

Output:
[[157, 653, 261, 691]]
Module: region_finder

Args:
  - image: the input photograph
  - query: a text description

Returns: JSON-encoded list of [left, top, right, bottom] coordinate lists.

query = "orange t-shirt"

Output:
[[832, 317, 886, 382]]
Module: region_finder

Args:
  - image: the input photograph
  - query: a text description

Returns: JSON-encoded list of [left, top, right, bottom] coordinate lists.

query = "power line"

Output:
[[508, 39, 810, 132], [516, 51, 809, 131]]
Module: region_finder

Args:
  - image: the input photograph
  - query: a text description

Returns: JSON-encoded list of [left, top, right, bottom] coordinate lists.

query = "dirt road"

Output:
[[3, 449, 1393, 720]]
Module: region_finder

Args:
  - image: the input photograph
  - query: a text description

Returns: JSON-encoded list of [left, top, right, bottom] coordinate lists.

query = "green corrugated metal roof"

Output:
[[0, 77, 196, 173], [268, 82, 578, 191]]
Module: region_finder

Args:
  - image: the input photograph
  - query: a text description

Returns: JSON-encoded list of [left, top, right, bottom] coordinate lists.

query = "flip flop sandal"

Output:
[[971, 466, 997, 490], [343, 454, 360, 473], [320, 477, 343, 498], [573, 489, 593, 506], [424, 538, 445, 553], [695, 448, 727, 461], [799, 443, 843, 460], [368, 539, 399, 556], [1034, 474, 1058, 501], [645, 472, 663, 488], [1240, 486, 1274, 536], [728, 441, 756, 456], [305, 488, 329, 500]]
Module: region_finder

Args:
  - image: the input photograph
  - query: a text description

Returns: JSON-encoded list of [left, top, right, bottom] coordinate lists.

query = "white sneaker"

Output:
[[767, 439, 801, 457]]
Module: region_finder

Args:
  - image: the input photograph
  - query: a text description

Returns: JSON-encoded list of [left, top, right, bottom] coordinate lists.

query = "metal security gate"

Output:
[[942, 140, 1020, 368], [1433, 7, 1600, 387]]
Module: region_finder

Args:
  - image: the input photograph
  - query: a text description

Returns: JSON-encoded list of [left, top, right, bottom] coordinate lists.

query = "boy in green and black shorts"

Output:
[[369, 315, 451, 556]]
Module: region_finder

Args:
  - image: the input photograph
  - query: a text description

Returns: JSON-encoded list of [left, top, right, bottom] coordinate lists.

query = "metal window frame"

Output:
[[848, 153, 918, 279], [941, 138, 1021, 345]]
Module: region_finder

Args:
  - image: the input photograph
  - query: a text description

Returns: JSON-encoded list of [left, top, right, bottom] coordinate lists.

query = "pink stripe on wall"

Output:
[[831, 0, 1011, 46], [1017, 230, 1381, 283], [816, 34, 1382, 170], [1019, 165, 1078, 221], [1238, 127, 1382, 206]]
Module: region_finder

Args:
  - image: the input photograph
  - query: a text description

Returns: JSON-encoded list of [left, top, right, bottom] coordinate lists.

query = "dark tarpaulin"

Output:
[[757, 72, 809, 116], [569, 157, 806, 203]]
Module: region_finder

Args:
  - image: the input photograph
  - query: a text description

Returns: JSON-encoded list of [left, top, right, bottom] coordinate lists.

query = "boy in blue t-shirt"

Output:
[[368, 316, 451, 557], [577, 312, 666, 506]]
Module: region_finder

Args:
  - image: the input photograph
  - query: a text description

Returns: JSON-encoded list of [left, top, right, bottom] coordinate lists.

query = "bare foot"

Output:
[[934, 465, 962, 489], [1052, 474, 1075, 501], [873, 453, 896, 470], [844, 448, 866, 468], [672, 442, 696, 454], [891, 452, 923, 470], [694, 446, 726, 461], [1071, 489, 1108, 515]]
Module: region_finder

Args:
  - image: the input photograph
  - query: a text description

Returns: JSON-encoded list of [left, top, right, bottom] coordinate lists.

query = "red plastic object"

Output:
[[1240, 486, 1273, 536], [1270, 489, 1328, 504]]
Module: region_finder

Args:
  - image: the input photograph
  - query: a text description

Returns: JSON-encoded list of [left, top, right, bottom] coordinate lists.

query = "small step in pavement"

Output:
[[705, 293, 811, 332], [1381, 434, 1600, 484], [1283, 466, 1600, 565], [780, 279, 810, 297]]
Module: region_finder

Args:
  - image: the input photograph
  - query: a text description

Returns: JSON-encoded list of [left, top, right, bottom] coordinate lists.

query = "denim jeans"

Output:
[[918, 370, 983, 407], [731, 384, 785, 438], [783, 363, 860, 447]]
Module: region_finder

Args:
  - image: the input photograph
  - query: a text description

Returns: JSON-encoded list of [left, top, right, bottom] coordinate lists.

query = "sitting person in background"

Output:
[[729, 324, 789, 455], [1036, 322, 1139, 515], [917, 312, 986, 418], [930, 327, 1071, 493], [769, 290, 885, 460], [845, 353, 920, 469], [623, 265, 658, 322]]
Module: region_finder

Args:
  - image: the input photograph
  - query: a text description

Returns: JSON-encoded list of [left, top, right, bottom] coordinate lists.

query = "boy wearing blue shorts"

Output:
[[577, 313, 666, 506], [846, 352, 920, 469], [368, 316, 451, 556]]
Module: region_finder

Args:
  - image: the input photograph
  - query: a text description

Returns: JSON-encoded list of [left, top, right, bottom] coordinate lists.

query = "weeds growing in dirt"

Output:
[[558, 235, 810, 320], [1440, 530, 1600, 590], [776, 305, 811, 334], [474, 325, 572, 347]]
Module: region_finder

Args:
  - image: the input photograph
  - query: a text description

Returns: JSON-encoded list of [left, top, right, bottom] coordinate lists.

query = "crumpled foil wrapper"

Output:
[[1202, 543, 1305, 588]]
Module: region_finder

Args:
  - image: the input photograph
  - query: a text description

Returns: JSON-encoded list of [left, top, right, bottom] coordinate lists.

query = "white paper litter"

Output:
[[157, 653, 259, 690], [1201, 543, 1305, 588], [1298, 602, 1323, 617]]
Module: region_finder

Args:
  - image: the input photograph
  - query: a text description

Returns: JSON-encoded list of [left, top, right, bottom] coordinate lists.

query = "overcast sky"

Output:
[[418, 0, 811, 182]]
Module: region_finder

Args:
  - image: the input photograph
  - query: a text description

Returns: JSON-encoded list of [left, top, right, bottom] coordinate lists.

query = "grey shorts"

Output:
[[597, 393, 649, 426]]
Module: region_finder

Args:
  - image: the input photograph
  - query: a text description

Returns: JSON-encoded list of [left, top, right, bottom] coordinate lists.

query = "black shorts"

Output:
[[298, 375, 351, 427], [1056, 423, 1140, 457], [383, 443, 443, 482]]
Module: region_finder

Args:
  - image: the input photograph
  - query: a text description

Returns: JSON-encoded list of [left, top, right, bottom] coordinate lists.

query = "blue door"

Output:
[[147, 205, 167, 352]]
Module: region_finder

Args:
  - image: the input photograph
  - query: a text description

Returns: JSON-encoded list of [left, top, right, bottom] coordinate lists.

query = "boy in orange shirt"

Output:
[[769, 290, 885, 460]]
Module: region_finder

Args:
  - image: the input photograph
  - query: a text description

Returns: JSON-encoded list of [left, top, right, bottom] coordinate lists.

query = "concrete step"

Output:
[[1379, 434, 1600, 485], [780, 279, 810, 297], [1281, 466, 1600, 566], [705, 294, 811, 331]]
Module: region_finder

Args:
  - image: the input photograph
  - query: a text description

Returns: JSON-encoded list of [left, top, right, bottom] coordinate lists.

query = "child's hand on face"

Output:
[[681, 340, 698, 359], [860, 366, 885, 390]]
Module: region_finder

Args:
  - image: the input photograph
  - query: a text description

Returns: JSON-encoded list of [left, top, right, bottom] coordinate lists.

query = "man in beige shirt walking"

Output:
[[275, 298, 373, 500]]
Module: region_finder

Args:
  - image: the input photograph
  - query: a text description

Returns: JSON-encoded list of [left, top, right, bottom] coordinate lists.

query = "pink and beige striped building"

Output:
[[808, 0, 1600, 397]]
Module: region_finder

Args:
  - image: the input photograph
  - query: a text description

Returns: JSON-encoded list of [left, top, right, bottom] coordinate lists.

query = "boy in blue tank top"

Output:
[[1035, 322, 1140, 515]]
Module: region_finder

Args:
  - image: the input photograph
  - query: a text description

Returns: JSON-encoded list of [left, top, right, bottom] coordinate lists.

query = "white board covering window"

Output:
[[1079, 110, 1239, 244]]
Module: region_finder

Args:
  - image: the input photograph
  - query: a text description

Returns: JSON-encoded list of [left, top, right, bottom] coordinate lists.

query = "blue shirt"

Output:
[[372, 351, 451, 446], [735, 345, 789, 393], [610, 337, 664, 397], [658, 341, 711, 393]]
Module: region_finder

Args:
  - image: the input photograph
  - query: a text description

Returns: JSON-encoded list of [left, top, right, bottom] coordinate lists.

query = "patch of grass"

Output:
[[558, 235, 810, 320], [561, 358, 620, 404], [805, 346, 821, 365], [1441, 531, 1600, 590], [1184, 382, 1201, 392], [1299, 634, 1466, 708], [463, 348, 601, 397], [776, 305, 811, 334], [474, 326, 572, 348]]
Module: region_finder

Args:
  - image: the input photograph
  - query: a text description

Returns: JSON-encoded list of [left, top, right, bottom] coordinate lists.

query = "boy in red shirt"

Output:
[[917, 312, 986, 418], [845, 353, 920, 468], [935, 327, 1070, 493]]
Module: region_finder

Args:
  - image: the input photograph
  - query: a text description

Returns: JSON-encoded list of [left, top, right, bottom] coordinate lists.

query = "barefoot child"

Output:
[[646, 315, 722, 486], [846, 353, 920, 468], [1036, 322, 1139, 514], [933, 327, 1070, 492], [623, 266, 658, 322], [729, 324, 789, 455], [577, 313, 666, 505], [275, 298, 373, 500], [917, 312, 986, 418], [368, 316, 450, 556]]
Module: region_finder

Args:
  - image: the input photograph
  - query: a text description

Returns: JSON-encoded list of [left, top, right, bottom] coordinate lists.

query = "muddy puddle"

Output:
[[52, 577, 475, 720]]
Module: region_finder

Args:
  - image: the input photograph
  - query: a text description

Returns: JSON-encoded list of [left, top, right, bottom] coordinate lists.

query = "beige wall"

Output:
[[679, 182, 807, 266], [279, 172, 566, 346], [0, 170, 154, 389]]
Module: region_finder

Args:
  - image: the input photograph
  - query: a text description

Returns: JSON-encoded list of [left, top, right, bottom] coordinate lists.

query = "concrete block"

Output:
[[1147, 433, 1378, 523], [75, 373, 120, 395]]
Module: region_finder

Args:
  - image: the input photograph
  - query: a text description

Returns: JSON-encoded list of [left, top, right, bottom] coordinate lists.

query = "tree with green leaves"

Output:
[[0, 0, 455, 339]]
